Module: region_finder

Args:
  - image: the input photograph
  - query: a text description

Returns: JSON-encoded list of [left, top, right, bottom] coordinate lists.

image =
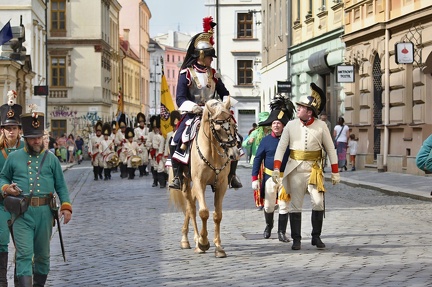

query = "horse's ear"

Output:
[[224, 96, 231, 110]]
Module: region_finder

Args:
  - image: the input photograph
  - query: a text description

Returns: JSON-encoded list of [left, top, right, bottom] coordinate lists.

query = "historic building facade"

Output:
[[342, 0, 432, 175]]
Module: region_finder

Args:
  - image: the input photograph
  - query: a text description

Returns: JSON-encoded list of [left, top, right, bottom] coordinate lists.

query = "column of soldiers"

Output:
[[87, 111, 181, 184]]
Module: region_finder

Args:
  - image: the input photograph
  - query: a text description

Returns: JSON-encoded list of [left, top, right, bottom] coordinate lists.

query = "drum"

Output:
[[130, 155, 142, 168], [106, 152, 119, 167]]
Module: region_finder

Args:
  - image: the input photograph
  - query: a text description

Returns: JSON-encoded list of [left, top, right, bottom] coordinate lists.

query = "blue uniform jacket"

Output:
[[252, 133, 289, 198]]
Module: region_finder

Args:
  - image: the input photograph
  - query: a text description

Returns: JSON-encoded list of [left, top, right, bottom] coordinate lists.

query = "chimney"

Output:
[[123, 28, 130, 42]]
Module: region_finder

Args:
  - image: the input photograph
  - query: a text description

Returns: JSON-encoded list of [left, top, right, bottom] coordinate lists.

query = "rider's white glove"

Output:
[[331, 173, 340, 185], [272, 169, 281, 184], [192, 105, 203, 114], [251, 180, 260, 190]]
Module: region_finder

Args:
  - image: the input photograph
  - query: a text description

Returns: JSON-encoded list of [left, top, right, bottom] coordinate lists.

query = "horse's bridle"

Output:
[[208, 111, 238, 149]]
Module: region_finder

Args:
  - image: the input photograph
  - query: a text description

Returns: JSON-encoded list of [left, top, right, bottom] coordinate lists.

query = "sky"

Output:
[[145, 0, 208, 37]]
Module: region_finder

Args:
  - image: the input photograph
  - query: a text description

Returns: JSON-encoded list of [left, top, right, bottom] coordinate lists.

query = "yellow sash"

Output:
[[290, 150, 325, 192]]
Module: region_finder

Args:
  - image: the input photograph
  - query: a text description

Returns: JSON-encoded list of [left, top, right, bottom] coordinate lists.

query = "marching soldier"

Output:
[[122, 127, 141, 179], [115, 115, 128, 178], [88, 121, 104, 180], [147, 115, 166, 188], [134, 112, 149, 177], [100, 123, 115, 180]]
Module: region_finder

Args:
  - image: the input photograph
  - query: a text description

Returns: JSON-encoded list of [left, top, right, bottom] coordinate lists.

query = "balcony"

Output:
[[49, 88, 68, 98]]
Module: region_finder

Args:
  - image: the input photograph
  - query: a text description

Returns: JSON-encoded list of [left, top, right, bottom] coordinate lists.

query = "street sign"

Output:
[[336, 65, 355, 83], [277, 81, 291, 93], [34, 85, 48, 95]]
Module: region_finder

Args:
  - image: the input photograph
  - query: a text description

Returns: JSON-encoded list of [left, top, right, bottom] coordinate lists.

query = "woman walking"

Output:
[[333, 117, 350, 172]]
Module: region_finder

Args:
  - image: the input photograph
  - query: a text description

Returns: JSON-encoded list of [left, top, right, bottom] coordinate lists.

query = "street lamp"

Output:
[[151, 56, 162, 115]]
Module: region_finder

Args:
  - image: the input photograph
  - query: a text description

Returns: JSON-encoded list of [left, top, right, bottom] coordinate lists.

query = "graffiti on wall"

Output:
[[51, 106, 78, 118], [82, 112, 101, 126]]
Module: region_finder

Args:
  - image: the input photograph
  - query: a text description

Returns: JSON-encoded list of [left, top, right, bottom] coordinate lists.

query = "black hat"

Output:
[[259, 94, 295, 126], [111, 120, 118, 131], [125, 127, 135, 139], [137, 112, 146, 124], [102, 122, 111, 136], [20, 112, 44, 138], [296, 83, 326, 118], [170, 110, 181, 127], [95, 121, 103, 132], [181, 17, 217, 69], [118, 114, 126, 128], [150, 115, 161, 130], [0, 90, 22, 127]]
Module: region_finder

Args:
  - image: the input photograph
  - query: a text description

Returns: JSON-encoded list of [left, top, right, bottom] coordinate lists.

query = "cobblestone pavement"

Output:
[[7, 160, 432, 286]]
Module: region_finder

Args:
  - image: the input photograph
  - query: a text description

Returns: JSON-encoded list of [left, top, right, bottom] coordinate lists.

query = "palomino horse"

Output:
[[169, 98, 240, 258]]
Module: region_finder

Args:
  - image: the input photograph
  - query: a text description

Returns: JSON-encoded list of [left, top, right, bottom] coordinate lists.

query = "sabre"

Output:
[[51, 195, 66, 262]]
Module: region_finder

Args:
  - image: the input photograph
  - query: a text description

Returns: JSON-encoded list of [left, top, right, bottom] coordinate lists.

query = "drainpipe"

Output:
[[383, 0, 390, 171], [45, 0, 49, 127], [215, 0, 219, 71]]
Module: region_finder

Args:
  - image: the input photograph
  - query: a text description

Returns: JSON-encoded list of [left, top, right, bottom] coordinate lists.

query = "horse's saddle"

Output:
[[181, 117, 201, 144]]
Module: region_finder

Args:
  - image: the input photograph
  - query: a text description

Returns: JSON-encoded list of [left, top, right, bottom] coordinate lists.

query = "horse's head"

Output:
[[204, 99, 239, 159]]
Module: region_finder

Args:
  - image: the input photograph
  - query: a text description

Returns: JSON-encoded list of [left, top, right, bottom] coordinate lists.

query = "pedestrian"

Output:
[[251, 94, 295, 242], [169, 16, 242, 190], [333, 116, 350, 172], [66, 134, 76, 163], [0, 111, 72, 286], [348, 133, 358, 171], [272, 83, 341, 250], [0, 90, 23, 286], [74, 135, 84, 164], [242, 112, 270, 165], [56, 133, 67, 163], [48, 131, 56, 154], [415, 134, 432, 172]]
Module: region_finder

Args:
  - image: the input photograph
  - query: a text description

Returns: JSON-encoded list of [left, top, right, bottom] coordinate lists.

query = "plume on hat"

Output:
[[269, 94, 296, 121]]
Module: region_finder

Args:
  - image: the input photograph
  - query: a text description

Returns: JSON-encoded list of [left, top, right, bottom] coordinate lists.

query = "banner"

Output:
[[0, 21, 13, 46], [160, 73, 176, 138], [116, 87, 123, 116]]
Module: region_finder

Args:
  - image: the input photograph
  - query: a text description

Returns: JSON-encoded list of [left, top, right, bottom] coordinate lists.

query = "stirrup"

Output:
[[229, 175, 243, 189], [169, 177, 182, 190]]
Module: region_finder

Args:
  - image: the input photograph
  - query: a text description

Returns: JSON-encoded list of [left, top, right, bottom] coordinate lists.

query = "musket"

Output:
[[51, 195, 66, 262]]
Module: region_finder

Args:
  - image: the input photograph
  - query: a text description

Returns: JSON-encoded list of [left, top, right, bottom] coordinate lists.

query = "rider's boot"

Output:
[[169, 160, 183, 190], [228, 160, 243, 189]]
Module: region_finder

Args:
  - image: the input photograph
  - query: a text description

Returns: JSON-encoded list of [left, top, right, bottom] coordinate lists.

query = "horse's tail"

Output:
[[168, 166, 187, 214]]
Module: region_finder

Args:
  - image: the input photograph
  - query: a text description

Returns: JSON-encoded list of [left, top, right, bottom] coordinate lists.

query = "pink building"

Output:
[[164, 46, 186, 107]]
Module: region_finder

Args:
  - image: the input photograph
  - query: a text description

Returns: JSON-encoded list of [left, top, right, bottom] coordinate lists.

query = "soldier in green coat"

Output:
[[0, 90, 24, 286], [0, 112, 73, 287]]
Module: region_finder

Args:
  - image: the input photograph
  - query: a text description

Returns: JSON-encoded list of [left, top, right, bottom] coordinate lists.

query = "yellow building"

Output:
[[342, 0, 432, 175]]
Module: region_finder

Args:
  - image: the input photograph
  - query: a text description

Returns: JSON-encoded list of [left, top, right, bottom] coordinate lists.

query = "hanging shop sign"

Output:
[[395, 42, 414, 64], [336, 65, 355, 83]]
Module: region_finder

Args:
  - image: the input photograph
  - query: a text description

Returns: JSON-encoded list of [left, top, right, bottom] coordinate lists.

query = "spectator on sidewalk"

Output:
[[334, 117, 349, 172], [416, 134, 432, 173], [348, 133, 358, 171], [75, 135, 84, 164]]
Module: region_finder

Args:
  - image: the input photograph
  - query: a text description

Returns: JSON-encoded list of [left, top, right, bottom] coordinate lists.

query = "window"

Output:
[[166, 54, 169, 62], [51, 120, 67, 139], [237, 60, 253, 85], [51, 57, 66, 87], [237, 13, 253, 38], [51, 0, 66, 31]]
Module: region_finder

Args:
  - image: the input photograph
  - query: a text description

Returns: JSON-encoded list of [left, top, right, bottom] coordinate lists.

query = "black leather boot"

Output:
[[0, 252, 7, 287], [33, 274, 47, 287], [158, 172, 167, 188], [263, 211, 274, 239], [277, 213, 290, 242], [99, 167, 103, 180], [138, 165, 145, 177], [169, 160, 183, 190], [18, 276, 32, 287], [290, 212, 302, 250], [93, 166, 98, 180], [120, 163, 127, 178], [311, 210, 326, 249], [151, 168, 158, 187], [104, 168, 110, 180], [228, 161, 242, 189], [128, 168, 136, 180]]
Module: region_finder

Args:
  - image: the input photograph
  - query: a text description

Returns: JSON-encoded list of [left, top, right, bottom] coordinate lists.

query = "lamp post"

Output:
[[152, 56, 162, 115]]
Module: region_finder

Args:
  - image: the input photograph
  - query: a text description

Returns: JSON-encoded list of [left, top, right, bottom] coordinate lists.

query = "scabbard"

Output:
[[55, 214, 66, 262]]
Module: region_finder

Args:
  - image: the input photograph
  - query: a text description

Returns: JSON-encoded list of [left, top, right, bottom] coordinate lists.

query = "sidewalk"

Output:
[[238, 161, 432, 202]]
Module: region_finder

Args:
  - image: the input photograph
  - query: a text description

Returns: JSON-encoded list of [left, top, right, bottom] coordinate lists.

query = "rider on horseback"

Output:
[[169, 16, 243, 190]]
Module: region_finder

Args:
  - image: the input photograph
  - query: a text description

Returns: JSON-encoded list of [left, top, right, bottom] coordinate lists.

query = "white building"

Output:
[[207, 0, 263, 138], [0, 1, 46, 113]]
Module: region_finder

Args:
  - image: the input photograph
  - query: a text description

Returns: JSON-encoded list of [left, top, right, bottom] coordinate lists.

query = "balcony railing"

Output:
[[49, 88, 68, 98]]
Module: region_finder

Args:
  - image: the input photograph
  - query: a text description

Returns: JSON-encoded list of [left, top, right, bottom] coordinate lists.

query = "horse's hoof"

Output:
[[180, 241, 191, 249], [198, 241, 210, 251], [194, 247, 206, 254], [215, 246, 226, 258]]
